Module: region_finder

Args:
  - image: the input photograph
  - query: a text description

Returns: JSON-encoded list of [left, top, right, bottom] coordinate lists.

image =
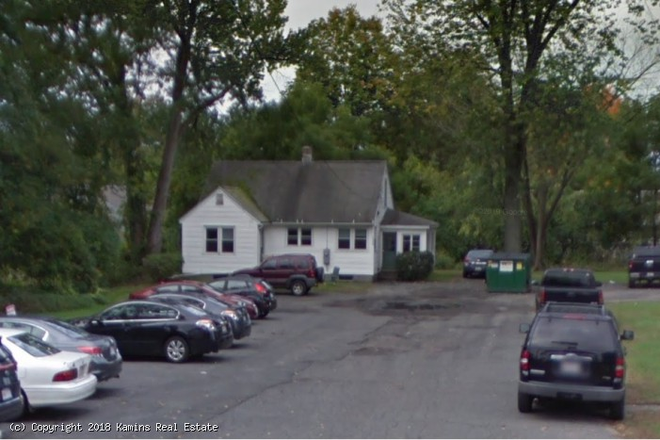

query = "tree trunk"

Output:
[[123, 146, 148, 263], [533, 185, 548, 270], [503, 129, 525, 253], [146, 111, 185, 254]]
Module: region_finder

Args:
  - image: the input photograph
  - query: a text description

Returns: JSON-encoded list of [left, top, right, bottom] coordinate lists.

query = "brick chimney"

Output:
[[302, 146, 313, 164]]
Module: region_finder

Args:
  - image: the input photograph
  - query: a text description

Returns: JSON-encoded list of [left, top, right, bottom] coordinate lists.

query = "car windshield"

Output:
[[467, 250, 492, 258], [9, 332, 60, 357], [46, 319, 90, 339], [543, 271, 595, 287], [529, 317, 617, 352]]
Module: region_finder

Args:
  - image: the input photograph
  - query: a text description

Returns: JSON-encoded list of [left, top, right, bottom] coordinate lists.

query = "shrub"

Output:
[[142, 253, 183, 282], [434, 251, 456, 269], [396, 251, 435, 281]]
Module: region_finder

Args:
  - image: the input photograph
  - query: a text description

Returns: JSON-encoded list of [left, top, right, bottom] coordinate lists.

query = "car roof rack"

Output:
[[541, 302, 608, 315]]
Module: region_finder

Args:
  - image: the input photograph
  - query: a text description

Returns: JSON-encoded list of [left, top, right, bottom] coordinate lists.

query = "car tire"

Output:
[[462, 271, 468, 278], [610, 396, 625, 420], [291, 280, 307, 296], [628, 279, 636, 289], [260, 309, 270, 319], [164, 336, 190, 363], [518, 391, 533, 413]]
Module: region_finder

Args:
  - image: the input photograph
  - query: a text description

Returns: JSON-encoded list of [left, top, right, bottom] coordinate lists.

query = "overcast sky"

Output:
[[262, 0, 383, 101]]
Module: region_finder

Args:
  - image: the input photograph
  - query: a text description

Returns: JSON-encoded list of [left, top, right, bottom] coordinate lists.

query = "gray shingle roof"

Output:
[[203, 160, 387, 223], [381, 209, 439, 227]]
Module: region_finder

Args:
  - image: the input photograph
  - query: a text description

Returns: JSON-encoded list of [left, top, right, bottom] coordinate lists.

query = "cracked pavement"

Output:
[[6, 279, 657, 439]]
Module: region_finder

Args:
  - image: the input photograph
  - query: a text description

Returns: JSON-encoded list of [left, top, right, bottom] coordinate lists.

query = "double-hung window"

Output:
[[402, 234, 420, 252], [287, 228, 312, 246], [337, 228, 368, 250], [206, 227, 234, 253]]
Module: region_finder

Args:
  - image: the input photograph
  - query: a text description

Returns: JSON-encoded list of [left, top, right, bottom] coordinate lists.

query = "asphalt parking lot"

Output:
[[2, 280, 657, 439]]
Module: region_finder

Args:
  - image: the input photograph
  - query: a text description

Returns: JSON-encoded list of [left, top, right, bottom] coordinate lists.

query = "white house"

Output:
[[179, 147, 438, 280]]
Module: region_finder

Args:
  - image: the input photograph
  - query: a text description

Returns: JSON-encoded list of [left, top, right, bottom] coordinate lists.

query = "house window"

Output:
[[206, 228, 218, 252], [403, 234, 421, 252], [287, 228, 298, 245], [215, 193, 224, 205], [206, 227, 234, 253], [288, 228, 312, 246], [355, 229, 367, 249], [222, 228, 234, 253], [338, 228, 350, 249], [301, 228, 312, 246]]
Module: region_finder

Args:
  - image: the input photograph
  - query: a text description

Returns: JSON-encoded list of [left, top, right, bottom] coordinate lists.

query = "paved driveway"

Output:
[[4, 280, 658, 439]]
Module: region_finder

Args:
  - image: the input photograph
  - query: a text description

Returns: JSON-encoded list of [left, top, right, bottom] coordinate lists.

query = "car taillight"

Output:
[[539, 289, 546, 304], [628, 262, 633, 270], [598, 290, 604, 304], [464, 257, 470, 263], [0, 362, 16, 372], [520, 350, 530, 372], [78, 346, 103, 356], [255, 283, 266, 293], [615, 357, 625, 378], [53, 368, 78, 382]]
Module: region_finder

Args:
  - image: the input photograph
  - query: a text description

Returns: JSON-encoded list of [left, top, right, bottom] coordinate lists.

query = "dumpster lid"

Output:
[[489, 252, 531, 260]]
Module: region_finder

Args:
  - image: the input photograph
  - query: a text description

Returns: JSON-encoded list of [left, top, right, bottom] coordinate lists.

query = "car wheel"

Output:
[[164, 336, 190, 363], [610, 396, 625, 420], [462, 271, 468, 278], [518, 391, 533, 413], [260, 309, 270, 319], [628, 280, 636, 289], [291, 280, 307, 296]]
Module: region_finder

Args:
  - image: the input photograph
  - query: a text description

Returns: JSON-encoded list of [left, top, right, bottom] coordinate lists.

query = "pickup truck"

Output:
[[628, 246, 660, 288], [533, 268, 604, 312]]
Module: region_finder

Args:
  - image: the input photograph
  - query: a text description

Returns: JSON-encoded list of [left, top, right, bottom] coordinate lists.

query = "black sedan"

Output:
[[0, 343, 23, 421], [209, 275, 277, 318], [0, 316, 122, 382], [150, 292, 252, 340], [79, 300, 233, 363]]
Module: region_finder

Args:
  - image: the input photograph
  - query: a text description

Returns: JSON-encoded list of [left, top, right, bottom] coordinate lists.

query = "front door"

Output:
[[382, 232, 397, 270]]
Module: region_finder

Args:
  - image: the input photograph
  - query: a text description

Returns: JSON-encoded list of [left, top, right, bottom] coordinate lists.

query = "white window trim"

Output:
[[336, 228, 369, 251], [287, 227, 313, 246], [204, 225, 235, 254]]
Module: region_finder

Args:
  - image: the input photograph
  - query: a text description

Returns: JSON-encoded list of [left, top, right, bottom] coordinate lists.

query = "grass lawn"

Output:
[[49, 283, 149, 320], [608, 301, 660, 437], [428, 269, 463, 282], [315, 280, 375, 294]]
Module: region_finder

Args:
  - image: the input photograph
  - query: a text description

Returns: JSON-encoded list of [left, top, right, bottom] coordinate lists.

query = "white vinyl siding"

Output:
[[180, 189, 261, 274], [264, 226, 376, 276]]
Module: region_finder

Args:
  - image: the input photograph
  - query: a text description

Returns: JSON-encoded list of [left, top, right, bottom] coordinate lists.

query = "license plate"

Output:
[[475, 267, 483, 271], [557, 392, 582, 400], [1, 387, 12, 401], [560, 361, 581, 375], [648, 272, 655, 277]]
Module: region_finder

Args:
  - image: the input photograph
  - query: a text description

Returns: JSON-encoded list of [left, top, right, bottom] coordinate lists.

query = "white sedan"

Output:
[[0, 328, 97, 411]]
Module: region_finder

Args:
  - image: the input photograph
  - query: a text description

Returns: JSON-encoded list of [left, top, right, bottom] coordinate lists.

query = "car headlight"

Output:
[[222, 310, 238, 320], [195, 319, 216, 331]]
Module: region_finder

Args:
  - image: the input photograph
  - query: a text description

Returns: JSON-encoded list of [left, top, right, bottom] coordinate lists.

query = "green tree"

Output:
[[383, 0, 660, 253]]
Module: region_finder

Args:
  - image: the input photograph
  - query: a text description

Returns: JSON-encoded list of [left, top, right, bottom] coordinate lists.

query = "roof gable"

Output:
[[202, 160, 387, 223]]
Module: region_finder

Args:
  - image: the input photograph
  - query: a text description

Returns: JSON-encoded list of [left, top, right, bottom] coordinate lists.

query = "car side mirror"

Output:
[[621, 330, 634, 341], [519, 323, 530, 334]]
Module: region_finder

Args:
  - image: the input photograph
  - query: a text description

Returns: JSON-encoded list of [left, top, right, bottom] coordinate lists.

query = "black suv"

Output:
[[233, 253, 324, 296], [462, 249, 493, 278], [517, 304, 634, 420]]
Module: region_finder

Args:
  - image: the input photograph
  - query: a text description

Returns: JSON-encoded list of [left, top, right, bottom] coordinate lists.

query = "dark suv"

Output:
[[462, 249, 493, 278], [233, 254, 324, 296], [517, 304, 634, 420]]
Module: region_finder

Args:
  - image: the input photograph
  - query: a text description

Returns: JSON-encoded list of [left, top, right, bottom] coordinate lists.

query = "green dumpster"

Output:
[[485, 252, 531, 293]]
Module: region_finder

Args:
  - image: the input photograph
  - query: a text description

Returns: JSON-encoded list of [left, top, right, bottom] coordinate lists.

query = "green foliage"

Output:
[[395, 251, 435, 281], [0, 286, 107, 315], [142, 253, 183, 282]]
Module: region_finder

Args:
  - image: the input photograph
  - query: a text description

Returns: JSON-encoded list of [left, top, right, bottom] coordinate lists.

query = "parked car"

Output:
[[129, 281, 260, 319], [627, 245, 660, 288], [0, 328, 97, 412], [149, 292, 251, 340], [517, 304, 634, 420], [78, 300, 232, 363], [0, 316, 122, 382], [208, 274, 277, 318], [0, 342, 24, 422], [533, 268, 603, 312], [233, 253, 324, 296], [462, 249, 494, 278]]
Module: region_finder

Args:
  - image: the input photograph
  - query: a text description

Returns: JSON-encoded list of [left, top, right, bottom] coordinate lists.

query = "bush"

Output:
[[142, 253, 183, 283], [396, 251, 435, 281], [434, 251, 456, 269], [0, 285, 107, 314]]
